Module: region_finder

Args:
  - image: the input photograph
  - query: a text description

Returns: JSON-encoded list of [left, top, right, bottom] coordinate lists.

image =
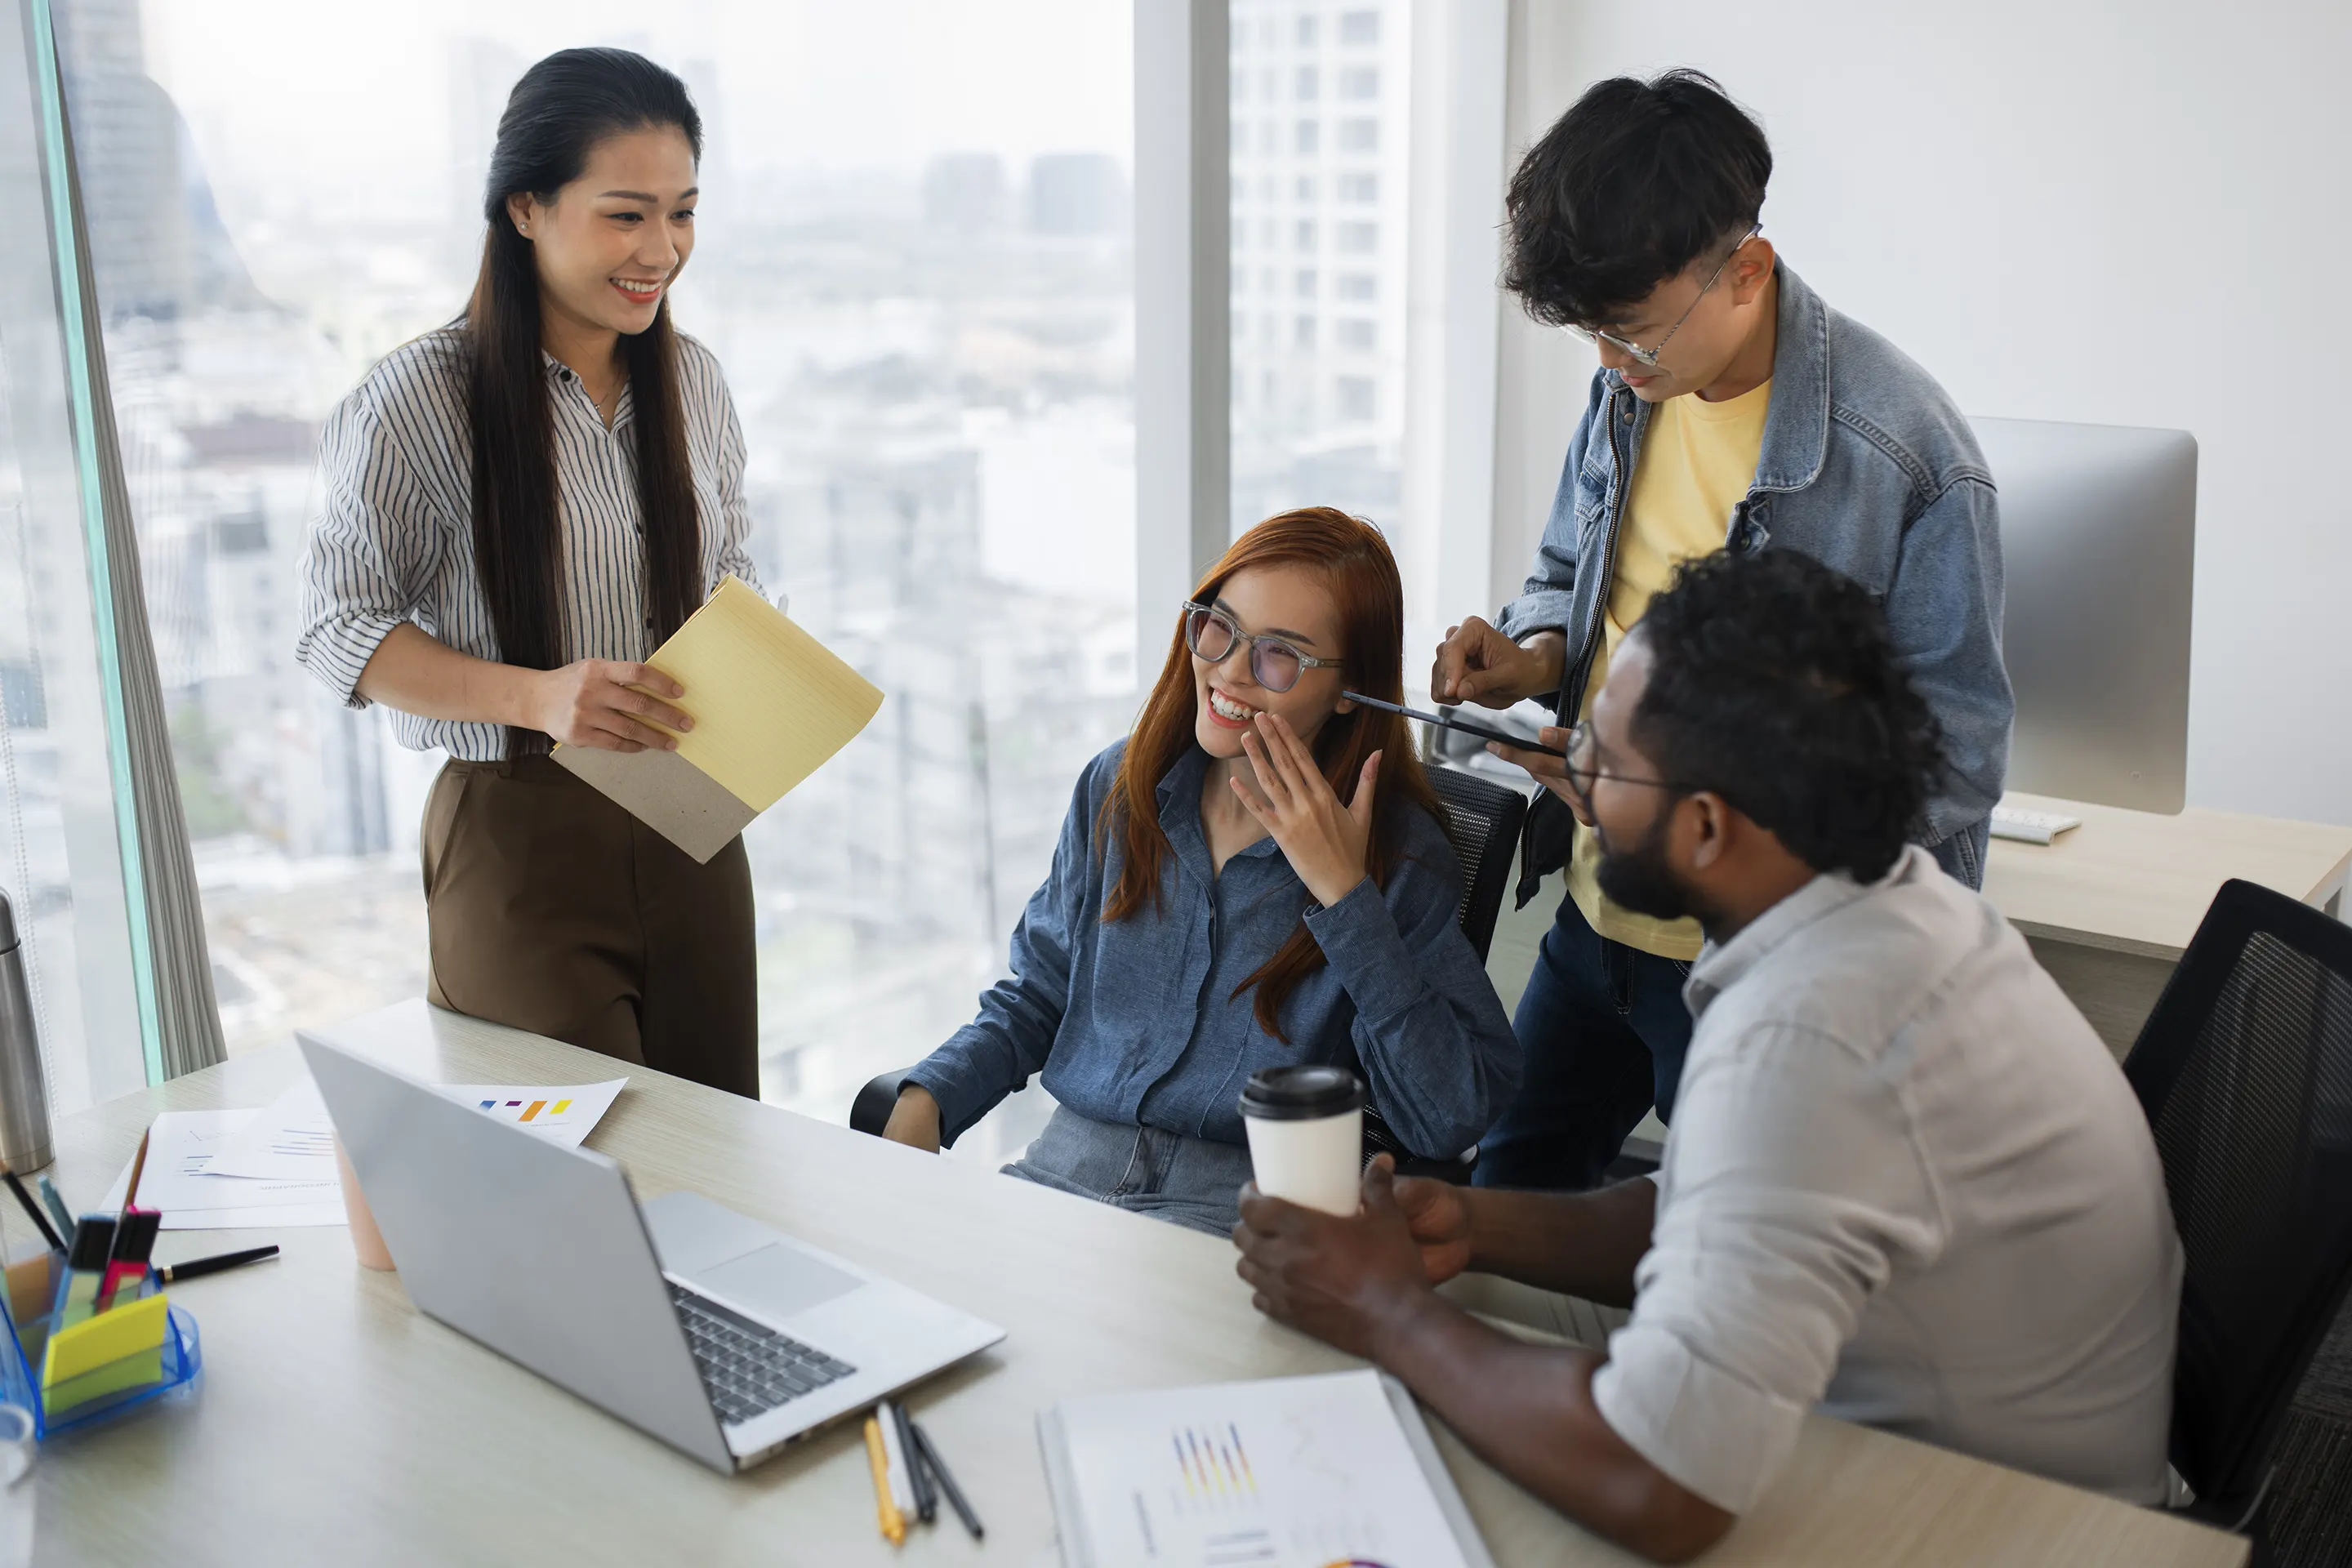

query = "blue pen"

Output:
[[34, 1177, 72, 1244]]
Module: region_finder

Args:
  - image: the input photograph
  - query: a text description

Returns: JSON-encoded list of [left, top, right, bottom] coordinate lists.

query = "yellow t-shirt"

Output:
[[1565, 378, 1772, 961]]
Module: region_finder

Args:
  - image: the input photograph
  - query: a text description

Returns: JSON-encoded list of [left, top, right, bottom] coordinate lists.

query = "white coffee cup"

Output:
[[1240, 1066, 1365, 1216]]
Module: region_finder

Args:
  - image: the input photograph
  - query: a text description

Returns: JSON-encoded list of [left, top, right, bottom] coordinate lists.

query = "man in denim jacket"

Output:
[[1434, 70, 2011, 1191]]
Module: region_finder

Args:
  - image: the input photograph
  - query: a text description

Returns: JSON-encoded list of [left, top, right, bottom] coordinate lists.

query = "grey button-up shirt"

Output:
[[908, 742, 1522, 1158], [296, 324, 761, 760], [1592, 845, 2181, 1513]]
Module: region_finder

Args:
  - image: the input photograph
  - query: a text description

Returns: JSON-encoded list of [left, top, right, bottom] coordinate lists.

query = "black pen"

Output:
[[910, 1418, 982, 1540], [2, 1172, 62, 1254], [887, 1400, 936, 1524], [155, 1245, 279, 1285], [1341, 691, 1569, 758]]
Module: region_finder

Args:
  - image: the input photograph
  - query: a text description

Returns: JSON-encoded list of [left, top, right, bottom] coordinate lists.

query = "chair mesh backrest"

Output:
[[1423, 765, 1526, 964], [2127, 879, 2352, 1506]]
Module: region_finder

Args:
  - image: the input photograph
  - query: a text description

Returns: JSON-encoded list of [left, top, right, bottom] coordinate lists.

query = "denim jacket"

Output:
[[1495, 262, 2011, 889], [906, 741, 1521, 1158]]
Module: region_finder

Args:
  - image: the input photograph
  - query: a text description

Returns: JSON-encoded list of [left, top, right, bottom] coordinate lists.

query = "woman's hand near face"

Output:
[[529, 660, 696, 752], [1233, 713, 1379, 909]]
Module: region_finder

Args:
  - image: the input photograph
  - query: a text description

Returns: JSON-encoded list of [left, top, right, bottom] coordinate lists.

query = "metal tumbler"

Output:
[[0, 890, 54, 1174]]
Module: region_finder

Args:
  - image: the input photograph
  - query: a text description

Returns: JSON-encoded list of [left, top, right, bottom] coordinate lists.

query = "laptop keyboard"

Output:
[[669, 1282, 858, 1427]]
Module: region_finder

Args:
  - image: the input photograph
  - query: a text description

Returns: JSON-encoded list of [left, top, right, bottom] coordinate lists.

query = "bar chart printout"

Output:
[[454, 1080, 626, 1145], [207, 1076, 629, 1186], [1047, 1370, 1476, 1568]]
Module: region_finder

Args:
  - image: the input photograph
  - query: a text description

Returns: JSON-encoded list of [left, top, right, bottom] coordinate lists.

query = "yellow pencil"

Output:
[[863, 1413, 907, 1545]]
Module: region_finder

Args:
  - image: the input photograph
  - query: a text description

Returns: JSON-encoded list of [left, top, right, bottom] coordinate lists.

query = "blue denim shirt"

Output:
[[1495, 262, 2011, 858], [907, 741, 1522, 1157]]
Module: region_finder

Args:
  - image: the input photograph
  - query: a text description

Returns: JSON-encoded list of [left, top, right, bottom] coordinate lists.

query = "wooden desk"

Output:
[[1985, 792, 2352, 1055], [28, 1009, 2244, 1567]]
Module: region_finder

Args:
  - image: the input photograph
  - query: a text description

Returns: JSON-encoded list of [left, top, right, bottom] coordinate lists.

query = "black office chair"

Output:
[[2123, 877, 2352, 1539], [1423, 760, 1529, 964], [849, 762, 1528, 1185]]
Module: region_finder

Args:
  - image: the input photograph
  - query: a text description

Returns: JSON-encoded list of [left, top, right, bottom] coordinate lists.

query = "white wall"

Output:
[[1493, 0, 2352, 825]]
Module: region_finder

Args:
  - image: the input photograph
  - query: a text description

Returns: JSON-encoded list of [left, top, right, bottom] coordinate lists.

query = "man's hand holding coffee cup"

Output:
[[1232, 1156, 1457, 1360], [1431, 620, 1565, 710], [1386, 1160, 1476, 1285]]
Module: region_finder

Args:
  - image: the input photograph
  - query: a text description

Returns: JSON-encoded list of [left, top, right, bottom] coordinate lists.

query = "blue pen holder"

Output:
[[0, 1251, 201, 1439]]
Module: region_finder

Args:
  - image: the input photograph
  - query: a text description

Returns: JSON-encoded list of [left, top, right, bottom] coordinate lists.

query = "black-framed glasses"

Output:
[[1181, 601, 1341, 694], [1562, 223, 1762, 374], [1561, 719, 1707, 818]]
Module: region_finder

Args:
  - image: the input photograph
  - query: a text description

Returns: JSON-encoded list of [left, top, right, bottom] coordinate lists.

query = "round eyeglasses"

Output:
[[1181, 601, 1341, 694]]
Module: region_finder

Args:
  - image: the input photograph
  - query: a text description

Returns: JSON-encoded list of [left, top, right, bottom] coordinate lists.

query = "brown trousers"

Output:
[[420, 755, 759, 1098]]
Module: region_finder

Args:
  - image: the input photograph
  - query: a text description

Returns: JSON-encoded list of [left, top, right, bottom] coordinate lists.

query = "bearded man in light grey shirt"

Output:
[[1234, 548, 2182, 1563]]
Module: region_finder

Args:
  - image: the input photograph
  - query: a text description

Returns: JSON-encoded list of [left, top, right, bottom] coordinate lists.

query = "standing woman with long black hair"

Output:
[[296, 48, 761, 1095]]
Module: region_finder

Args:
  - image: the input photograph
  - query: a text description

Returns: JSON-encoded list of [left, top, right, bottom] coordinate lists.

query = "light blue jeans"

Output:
[[1004, 1106, 1255, 1237]]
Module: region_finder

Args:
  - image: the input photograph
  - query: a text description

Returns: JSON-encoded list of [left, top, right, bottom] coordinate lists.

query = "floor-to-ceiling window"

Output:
[[1227, 0, 1410, 538], [60, 0, 1135, 1156]]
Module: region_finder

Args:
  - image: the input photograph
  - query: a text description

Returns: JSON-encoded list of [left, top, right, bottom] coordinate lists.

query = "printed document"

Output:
[[1042, 1369, 1483, 1568]]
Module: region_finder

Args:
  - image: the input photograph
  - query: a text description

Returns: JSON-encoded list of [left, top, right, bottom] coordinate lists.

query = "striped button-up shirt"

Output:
[[296, 323, 761, 760]]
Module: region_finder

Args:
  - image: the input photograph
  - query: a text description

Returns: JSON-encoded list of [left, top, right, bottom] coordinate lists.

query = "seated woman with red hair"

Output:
[[883, 506, 1521, 1235]]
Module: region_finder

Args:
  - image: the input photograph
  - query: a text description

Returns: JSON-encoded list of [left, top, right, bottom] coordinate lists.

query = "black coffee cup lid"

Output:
[[1239, 1065, 1364, 1121]]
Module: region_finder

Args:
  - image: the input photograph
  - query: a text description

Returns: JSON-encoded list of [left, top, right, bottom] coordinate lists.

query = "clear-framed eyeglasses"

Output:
[[1559, 719, 1706, 820], [1562, 224, 1763, 374], [1180, 600, 1342, 694]]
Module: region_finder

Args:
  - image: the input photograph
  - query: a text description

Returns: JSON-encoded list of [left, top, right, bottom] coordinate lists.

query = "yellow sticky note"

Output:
[[42, 1292, 167, 1392], [652, 577, 885, 810]]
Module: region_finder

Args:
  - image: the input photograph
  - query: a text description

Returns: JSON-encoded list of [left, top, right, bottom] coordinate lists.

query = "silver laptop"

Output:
[[300, 1033, 1004, 1473]]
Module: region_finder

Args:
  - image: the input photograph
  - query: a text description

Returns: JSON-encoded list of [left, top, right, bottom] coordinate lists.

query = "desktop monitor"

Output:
[[1971, 416, 2195, 815]]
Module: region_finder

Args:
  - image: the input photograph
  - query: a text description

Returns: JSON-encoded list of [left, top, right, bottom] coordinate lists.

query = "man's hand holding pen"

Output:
[[1429, 620, 1566, 710]]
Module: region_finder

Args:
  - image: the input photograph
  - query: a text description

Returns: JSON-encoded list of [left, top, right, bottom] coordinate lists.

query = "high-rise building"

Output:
[[1027, 153, 1129, 238], [1227, 0, 1412, 533], [55, 0, 259, 324], [922, 154, 1009, 235], [447, 35, 525, 234]]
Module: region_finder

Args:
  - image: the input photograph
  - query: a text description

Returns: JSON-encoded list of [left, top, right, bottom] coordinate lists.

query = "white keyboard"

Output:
[[1989, 804, 2083, 845]]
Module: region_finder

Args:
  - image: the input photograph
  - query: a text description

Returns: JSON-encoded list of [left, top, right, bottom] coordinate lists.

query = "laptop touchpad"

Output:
[[697, 1244, 861, 1323]]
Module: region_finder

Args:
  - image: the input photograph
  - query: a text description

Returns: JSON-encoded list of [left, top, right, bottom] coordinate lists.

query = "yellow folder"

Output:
[[553, 578, 884, 862]]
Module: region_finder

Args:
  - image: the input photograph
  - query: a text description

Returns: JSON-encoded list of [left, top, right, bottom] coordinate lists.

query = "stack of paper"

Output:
[[101, 1074, 626, 1231], [553, 576, 885, 862], [100, 1110, 346, 1230]]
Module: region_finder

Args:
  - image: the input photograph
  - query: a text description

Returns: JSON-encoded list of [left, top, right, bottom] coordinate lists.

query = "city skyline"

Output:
[[7, 2, 1423, 1158], [33, 0, 1146, 1165]]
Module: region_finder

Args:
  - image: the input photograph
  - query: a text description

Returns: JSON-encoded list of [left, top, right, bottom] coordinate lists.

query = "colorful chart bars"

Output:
[[477, 1098, 575, 1122]]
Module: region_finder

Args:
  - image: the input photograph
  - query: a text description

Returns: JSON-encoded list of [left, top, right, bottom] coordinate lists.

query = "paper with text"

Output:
[[101, 1110, 347, 1230]]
